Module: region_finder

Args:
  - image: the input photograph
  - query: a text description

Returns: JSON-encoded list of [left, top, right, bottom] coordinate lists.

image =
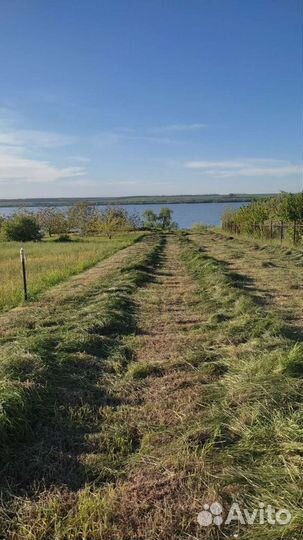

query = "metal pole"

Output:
[[20, 248, 28, 301]]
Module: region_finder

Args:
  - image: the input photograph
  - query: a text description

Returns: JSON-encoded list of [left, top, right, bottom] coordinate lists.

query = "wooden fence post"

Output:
[[20, 248, 28, 301], [293, 221, 297, 245]]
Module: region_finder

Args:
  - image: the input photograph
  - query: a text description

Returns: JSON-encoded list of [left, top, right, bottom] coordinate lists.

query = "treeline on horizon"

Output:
[[0, 193, 277, 207]]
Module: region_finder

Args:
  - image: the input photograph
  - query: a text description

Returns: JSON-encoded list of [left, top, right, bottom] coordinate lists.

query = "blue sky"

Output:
[[0, 0, 302, 198]]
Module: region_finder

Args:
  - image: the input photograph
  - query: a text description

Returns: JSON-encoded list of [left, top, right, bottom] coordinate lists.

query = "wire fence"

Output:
[[222, 221, 303, 245]]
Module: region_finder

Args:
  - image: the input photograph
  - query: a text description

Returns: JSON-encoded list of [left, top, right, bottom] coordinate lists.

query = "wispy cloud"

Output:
[[152, 123, 207, 133], [66, 155, 91, 163], [101, 179, 173, 186], [0, 148, 86, 184], [125, 134, 178, 144], [0, 107, 77, 149], [93, 130, 178, 146], [0, 109, 87, 185], [93, 122, 207, 146], [0, 129, 75, 149], [185, 158, 302, 178]]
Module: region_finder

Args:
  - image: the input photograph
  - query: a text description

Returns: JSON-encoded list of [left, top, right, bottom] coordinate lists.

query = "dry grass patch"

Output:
[[0, 233, 142, 310]]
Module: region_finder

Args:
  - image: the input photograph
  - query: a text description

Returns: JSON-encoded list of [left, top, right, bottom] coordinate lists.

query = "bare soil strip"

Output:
[[132, 236, 207, 429], [135, 236, 202, 364]]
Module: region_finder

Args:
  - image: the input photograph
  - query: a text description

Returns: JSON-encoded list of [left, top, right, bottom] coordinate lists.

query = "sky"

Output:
[[0, 0, 302, 199]]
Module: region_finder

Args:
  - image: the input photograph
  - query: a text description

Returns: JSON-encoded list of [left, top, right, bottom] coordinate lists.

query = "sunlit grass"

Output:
[[1, 233, 302, 539], [0, 233, 142, 310], [0, 235, 164, 540]]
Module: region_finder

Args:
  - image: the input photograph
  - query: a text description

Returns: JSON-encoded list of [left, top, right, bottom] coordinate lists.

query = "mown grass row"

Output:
[[211, 226, 303, 262], [1, 233, 302, 539], [61, 235, 302, 540], [0, 235, 164, 538], [0, 233, 142, 311], [179, 235, 303, 539]]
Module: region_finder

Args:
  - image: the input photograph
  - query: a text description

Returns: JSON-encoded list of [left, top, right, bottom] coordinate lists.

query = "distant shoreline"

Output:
[[0, 193, 277, 207]]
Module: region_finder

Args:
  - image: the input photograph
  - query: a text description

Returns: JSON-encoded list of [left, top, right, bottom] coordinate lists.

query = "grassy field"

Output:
[[0, 231, 302, 539], [0, 233, 142, 310]]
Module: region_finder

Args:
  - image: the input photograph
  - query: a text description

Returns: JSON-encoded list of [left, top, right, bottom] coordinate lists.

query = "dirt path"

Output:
[[135, 237, 201, 363], [103, 237, 211, 539], [192, 231, 303, 335], [132, 236, 206, 425]]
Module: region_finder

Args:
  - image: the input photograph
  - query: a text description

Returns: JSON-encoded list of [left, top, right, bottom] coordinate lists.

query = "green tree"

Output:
[[158, 207, 173, 229], [4, 215, 42, 242], [37, 207, 68, 236], [98, 207, 132, 239], [280, 193, 303, 222], [143, 210, 158, 229], [129, 210, 143, 230], [67, 202, 98, 235], [221, 192, 303, 243]]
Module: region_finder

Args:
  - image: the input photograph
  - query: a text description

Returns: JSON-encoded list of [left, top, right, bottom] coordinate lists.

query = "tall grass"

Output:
[[0, 233, 142, 310], [179, 236, 303, 539]]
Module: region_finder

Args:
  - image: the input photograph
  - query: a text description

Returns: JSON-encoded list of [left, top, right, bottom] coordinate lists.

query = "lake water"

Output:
[[0, 202, 246, 229]]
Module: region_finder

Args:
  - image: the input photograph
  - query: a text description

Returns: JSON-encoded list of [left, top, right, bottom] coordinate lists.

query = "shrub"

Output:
[[191, 223, 208, 233], [3, 215, 42, 242], [222, 192, 303, 243], [55, 234, 72, 242]]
